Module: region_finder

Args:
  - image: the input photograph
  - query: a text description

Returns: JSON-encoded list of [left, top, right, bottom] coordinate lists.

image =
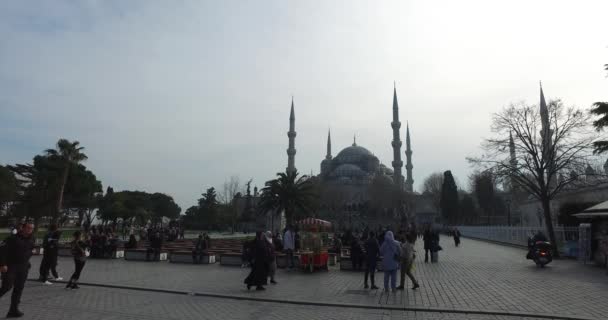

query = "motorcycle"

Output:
[[526, 239, 553, 267]]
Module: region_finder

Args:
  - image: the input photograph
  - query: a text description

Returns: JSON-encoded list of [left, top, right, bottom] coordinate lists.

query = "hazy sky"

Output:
[[1, 0, 607, 210]]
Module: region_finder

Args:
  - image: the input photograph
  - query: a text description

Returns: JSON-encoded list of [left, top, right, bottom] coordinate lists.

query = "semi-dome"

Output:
[[331, 163, 367, 178]]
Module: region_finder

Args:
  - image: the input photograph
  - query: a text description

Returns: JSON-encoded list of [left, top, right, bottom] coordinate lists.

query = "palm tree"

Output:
[[45, 139, 88, 223], [258, 170, 317, 226]]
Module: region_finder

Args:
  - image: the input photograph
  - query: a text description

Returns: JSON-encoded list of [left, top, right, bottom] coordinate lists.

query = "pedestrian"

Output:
[[453, 228, 461, 247], [283, 225, 295, 269], [0, 221, 35, 318], [125, 234, 138, 249], [39, 224, 62, 284], [350, 234, 363, 271], [65, 231, 88, 289], [423, 226, 432, 263], [146, 231, 162, 261], [192, 234, 206, 264], [244, 232, 269, 291], [265, 231, 277, 284], [363, 231, 380, 289], [379, 231, 401, 293], [397, 234, 420, 290], [430, 229, 441, 263]]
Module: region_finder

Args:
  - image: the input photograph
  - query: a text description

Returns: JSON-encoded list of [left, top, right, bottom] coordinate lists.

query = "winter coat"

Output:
[[380, 231, 401, 271]]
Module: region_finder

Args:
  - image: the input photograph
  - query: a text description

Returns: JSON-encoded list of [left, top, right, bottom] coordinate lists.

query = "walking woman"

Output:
[[379, 231, 401, 293], [244, 232, 269, 291], [265, 231, 277, 284], [66, 231, 87, 289]]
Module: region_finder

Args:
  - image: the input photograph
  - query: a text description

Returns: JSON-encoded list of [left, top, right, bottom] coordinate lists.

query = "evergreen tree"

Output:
[[440, 170, 459, 225]]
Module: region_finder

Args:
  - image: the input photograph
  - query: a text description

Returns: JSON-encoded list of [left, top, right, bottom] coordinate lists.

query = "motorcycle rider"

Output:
[[527, 230, 548, 259]]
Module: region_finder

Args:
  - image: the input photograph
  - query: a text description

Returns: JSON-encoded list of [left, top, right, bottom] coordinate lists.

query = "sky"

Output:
[[1, 0, 607, 211]]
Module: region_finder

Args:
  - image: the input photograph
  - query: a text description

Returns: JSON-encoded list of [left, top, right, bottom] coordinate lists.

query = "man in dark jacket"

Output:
[[423, 227, 433, 263], [39, 224, 60, 284], [0, 221, 35, 318], [363, 232, 380, 289], [146, 232, 163, 261]]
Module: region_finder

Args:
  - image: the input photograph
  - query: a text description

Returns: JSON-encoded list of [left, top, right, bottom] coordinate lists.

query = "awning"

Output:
[[296, 218, 332, 227], [574, 200, 608, 218]]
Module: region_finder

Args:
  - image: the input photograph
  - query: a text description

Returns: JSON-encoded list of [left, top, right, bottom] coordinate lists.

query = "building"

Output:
[[277, 86, 438, 230]]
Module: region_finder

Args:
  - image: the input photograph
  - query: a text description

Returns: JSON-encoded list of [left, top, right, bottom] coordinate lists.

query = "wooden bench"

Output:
[[125, 249, 168, 261], [219, 253, 242, 266], [170, 251, 216, 264]]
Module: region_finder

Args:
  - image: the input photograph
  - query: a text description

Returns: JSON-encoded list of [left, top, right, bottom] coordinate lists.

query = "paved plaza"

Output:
[[1, 237, 606, 320]]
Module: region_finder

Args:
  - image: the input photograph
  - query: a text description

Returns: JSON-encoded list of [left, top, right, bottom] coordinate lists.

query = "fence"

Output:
[[454, 225, 580, 257]]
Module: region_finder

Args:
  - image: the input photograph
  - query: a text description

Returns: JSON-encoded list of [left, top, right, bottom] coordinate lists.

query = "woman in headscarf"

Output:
[[265, 231, 277, 284], [244, 231, 269, 291], [379, 230, 401, 293]]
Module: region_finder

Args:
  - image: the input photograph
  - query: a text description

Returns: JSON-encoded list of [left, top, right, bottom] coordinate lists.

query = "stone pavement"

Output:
[[5, 237, 607, 319]]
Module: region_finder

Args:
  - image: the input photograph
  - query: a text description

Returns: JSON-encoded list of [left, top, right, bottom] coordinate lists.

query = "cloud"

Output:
[[1, 0, 607, 209]]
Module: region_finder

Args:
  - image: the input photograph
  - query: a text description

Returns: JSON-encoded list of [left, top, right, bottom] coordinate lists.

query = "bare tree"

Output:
[[469, 98, 598, 255], [422, 172, 443, 212], [219, 176, 241, 233]]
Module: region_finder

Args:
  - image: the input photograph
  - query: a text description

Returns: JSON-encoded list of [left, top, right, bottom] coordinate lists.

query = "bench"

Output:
[[170, 251, 216, 264], [219, 253, 242, 266], [32, 246, 44, 255], [124, 249, 168, 261]]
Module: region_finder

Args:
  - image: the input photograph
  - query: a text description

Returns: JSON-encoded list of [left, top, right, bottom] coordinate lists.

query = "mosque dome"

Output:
[[335, 144, 375, 165], [331, 163, 367, 178]]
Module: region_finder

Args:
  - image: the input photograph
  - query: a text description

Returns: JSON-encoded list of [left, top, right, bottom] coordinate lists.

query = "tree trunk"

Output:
[[541, 197, 560, 257], [54, 166, 69, 224]]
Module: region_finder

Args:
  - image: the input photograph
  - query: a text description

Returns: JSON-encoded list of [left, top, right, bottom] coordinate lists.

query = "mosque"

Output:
[[283, 86, 438, 229]]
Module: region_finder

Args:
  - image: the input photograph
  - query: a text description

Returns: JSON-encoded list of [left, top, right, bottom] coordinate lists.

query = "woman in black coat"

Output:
[[244, 232, 269, 291]]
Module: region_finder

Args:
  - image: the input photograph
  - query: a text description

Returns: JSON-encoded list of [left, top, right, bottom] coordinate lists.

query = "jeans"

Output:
[[424, 249, 430, 262], [71, 259, 86, 281], [383, 269, 397, 291]]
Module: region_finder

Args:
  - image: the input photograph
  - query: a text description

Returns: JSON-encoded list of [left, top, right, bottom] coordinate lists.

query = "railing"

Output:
[[453, 225, 580, 257]]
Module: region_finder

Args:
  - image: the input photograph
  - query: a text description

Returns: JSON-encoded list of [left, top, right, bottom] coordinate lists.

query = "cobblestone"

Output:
[[10, 237, 608, 319]]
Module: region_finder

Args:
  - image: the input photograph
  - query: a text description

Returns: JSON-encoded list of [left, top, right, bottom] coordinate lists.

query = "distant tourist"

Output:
[[125, 234, 138, 249], [397, 234, 420, 290], [283, 225, 296, 269], [453, 228, 461, 247], [192, 234, 207, 264], [39, 224, 62, 284], [146, 231, 163, 261], [66, 231, 88, 289], [0, 221, 35, 318], [244, 232, 269, 291], [265, 231, 277, 284], [379, 231, 401, 293], [363, 231, 380, 289], [350, 235, 363, 271], [423, 226, 432, 263]]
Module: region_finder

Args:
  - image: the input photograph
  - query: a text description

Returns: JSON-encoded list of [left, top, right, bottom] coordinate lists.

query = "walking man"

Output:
[[397, 234, 420, 290], [423, 226, 431, 263], [0, 221, 35, 318], [283, 225, 295, 269], [363, 231, 379, 289], [39, 224, 62, 284]]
